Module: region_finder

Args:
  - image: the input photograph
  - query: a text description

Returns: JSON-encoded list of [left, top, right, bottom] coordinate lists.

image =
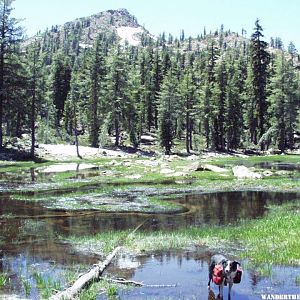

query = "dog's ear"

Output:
[[232, 261, 240, 271]]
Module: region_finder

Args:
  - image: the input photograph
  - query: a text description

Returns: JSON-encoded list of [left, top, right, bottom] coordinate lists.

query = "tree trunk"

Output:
[[50, 246, 122, 300], [74, 104, 82, 159], [115, 118, 119, 147], [31, 52, 37, 159], [186, 110, 190, 153], [0, 12, 5, 149], [189, 121, 193, 150]]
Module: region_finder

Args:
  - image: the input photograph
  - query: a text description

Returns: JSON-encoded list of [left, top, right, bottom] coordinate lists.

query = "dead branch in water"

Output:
[[105, 277, 177, 288], [50, 219, 149, 300], [49, 246, 122, 300]]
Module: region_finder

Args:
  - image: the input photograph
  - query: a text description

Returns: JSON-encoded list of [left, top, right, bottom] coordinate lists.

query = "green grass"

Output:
[[65, 199, 300, 265], [0, 274, 8, 288], [78, 278, 121, 300], [207, 154, 300, 167], [66, 231, 129, 255], [4, 153, 300, 197], [33, 272, 61, 299], [21, 278, 31, 297]]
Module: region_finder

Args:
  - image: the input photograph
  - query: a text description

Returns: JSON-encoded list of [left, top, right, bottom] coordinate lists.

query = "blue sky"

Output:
[[12, 0, 300, 50]]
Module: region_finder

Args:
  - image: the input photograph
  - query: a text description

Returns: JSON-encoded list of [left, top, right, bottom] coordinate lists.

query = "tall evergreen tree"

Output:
[[50, 52, 71, 136], [26, 39, 41, 158], [158, 68, 180, 154], [225, 58, 243, 150], [88, 35, 107, 147], [248, 19, 270, 148], [180, 68, 197, 153], [267, 53, 299, 151], [105, 46, 128, 147], [0, 0, 22, 148], [66, 65, 82, 158]]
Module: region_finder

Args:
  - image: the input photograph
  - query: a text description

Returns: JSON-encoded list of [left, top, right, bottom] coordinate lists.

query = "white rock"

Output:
[[126, 174, 142, 179], [40, 163, 97, 173], [232, 165, 262, 179], [160, 168, 174, 174], [116, 26, 144, 46]]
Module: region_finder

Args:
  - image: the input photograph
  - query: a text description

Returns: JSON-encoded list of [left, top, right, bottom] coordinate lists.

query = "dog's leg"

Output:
[[228, 282, 233, 300], [207, 274, 212, 289], [218, 284, 224, 299], [208, 262, 215, 290]]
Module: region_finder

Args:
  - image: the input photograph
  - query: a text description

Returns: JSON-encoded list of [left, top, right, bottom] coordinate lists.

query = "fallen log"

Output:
[[49, 246, 122, 300], [105, 277, 177, 288], [50, 220, 149, 300]]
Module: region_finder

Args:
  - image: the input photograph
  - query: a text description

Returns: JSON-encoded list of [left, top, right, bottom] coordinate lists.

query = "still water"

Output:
[[0, 190, 299, 299]]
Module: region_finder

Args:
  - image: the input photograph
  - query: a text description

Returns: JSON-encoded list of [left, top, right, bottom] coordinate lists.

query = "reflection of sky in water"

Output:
[[118, 253, 300, 300], [1, 191, 300, 299], [1, 253, 65, 299], [2, 252, 299, 300]]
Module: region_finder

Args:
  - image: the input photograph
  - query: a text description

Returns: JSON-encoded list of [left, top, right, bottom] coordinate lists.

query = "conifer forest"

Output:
[[1, 1, 300, 157], [2, 2, 300, 299]]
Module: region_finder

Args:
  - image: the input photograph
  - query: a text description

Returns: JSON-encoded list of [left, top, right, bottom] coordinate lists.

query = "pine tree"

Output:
[[50, 52, 71, 136], [0, 0, 23, 148], [180, 68, 197, 153], [88, 35, 107, 147], [158, 69, 180, 154], [267, 53, 299, 151], [152, 49, 163, 129], [201, 39, 219, 149], [213, 57, 227, 150], [105, 46, 128, 147], [26, 39, 41, 158], [66, 66, 82, 158], [248, 19, 270, 148], [225, 58, 243, 150]]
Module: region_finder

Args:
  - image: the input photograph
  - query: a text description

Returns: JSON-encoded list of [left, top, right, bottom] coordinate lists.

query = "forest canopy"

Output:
[[1, 1, 300, 157]]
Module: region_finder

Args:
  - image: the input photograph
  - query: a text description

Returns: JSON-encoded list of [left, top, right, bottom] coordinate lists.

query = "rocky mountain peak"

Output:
[[25, 8, 150, 50]]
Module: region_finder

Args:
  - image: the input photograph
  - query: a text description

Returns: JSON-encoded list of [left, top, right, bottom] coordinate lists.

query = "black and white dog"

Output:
[[208, 254, 240, 300]]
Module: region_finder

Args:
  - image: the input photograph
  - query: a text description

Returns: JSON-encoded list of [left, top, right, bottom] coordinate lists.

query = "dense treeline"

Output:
[[1, 0, 300, 157]]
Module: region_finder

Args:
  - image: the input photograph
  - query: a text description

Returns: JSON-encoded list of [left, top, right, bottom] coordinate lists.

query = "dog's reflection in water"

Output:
[[208, 289, 222, 300]]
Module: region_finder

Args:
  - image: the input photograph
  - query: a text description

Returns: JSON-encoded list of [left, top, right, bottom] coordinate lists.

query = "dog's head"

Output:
[[223, 260, 240, 275]]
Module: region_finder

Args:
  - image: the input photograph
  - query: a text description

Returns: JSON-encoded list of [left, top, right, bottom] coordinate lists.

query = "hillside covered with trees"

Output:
[[1, 0, 300, 158]]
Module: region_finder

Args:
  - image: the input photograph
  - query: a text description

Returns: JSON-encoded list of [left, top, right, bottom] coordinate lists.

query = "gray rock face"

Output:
[[25, 8, 150, 48]]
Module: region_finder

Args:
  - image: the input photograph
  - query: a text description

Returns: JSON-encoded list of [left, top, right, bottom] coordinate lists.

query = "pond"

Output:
[[0, 189, 299, 299], [115, 252, 300, 300]]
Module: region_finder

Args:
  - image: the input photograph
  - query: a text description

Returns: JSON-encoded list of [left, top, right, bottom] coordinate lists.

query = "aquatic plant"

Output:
[[107, 286, 118, 297], [22, 278, 31, 297], [0, 273, 8, 288]]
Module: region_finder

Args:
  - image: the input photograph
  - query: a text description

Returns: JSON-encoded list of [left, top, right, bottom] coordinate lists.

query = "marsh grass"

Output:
[[0, 273, 8, 288], [148, 196, 183, 211], [67, 231, 129, 255], [65, 199, 300, 265], [207, 154, 300, 167], [78, 278, 121, 300], [255, 264, 273, 277], [21, 278, 31, 297], [189, 200, 300, 265]]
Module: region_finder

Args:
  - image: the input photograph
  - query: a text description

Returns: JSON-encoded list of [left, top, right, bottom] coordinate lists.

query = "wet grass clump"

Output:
[[65, 199, 300, 265], [207, 154, 300, 168], [0, 273, 8, 288], [197, 200, 300, 265], [66, 231, 129, 255]]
